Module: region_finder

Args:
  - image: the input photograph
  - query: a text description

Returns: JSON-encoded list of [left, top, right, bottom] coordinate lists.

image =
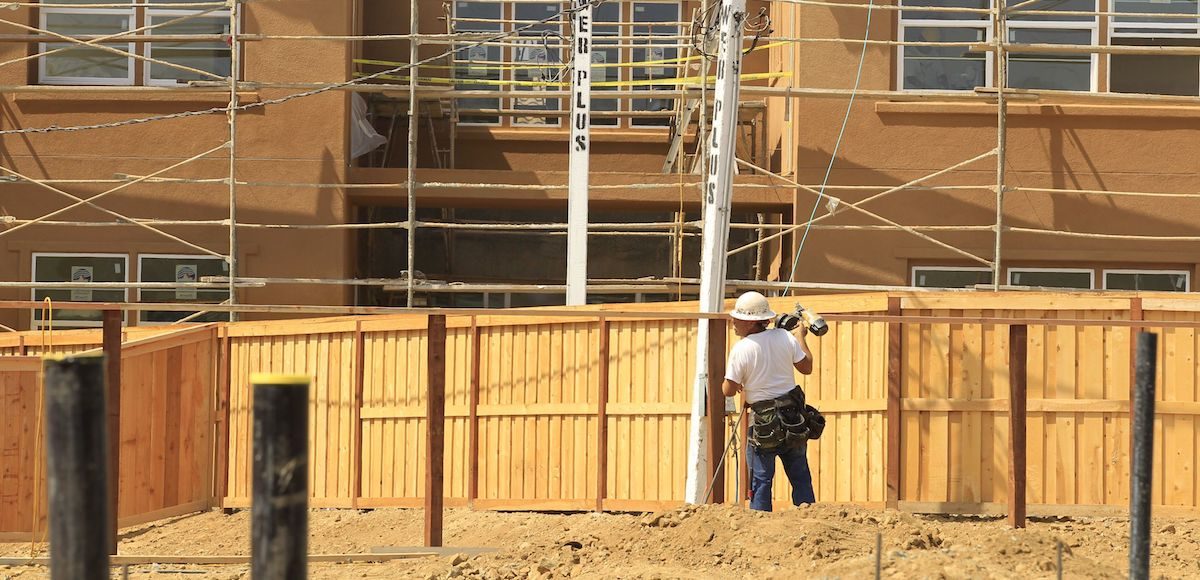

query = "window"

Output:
[[454, 1, 503, 125], [592, 1, 622, 127], [899, 0, 991, 91], [1008, 267, 1094, 289], [912, 266, 994, 288], [898, 0, 1096, 92], [39, 0, 232, 86], [512, 2, 563, 126], [451, 0, 681, 129], [1005, 0, 1096, 91], [631, 2, 680, 126], [1111, 0, 1200, 96], [32, 253, 127, 329], [1103, 269, 1190, 292], [137, 255, 231, 324]]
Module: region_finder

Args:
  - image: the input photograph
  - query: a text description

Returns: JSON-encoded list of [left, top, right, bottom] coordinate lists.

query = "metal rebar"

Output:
[[1129, 331, 1157, 580], [43, 354, 111, 580]]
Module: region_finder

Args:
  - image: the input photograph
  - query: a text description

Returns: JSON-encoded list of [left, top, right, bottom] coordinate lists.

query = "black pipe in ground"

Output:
[[251, 373, 310, 580], [1130, 331, 1157, 580], [43, 353, 111, 580]]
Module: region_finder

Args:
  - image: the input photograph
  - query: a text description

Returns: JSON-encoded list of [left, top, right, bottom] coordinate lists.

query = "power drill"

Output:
[[774, 304, 829, 337]]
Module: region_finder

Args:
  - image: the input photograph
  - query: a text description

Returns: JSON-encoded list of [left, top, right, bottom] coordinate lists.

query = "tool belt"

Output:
[[747, 386, 826, 450]]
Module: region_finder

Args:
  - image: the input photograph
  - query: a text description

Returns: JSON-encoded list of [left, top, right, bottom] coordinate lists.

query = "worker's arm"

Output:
[[792, 324, 814, 375], [722, 378, 743, 397]]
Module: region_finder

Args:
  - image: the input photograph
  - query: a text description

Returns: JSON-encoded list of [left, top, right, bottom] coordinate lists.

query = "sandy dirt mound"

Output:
[[3, 504, 1200, 578]]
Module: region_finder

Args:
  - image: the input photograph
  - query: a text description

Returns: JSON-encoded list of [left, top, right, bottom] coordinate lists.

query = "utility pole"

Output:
[[566, 0, 592, 306], [684, 0, 745, 505]]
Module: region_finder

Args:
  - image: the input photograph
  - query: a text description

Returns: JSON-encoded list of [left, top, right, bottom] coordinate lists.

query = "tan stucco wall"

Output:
[[0, 1, 355, 328]]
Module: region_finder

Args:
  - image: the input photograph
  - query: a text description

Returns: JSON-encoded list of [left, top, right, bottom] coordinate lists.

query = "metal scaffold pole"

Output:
[[684, 0, 745, 505], [227, 0, 240, 321]]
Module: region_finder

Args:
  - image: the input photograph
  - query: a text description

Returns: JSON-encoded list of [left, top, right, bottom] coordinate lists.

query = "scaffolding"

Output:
[[1, 0, 1200, 322]]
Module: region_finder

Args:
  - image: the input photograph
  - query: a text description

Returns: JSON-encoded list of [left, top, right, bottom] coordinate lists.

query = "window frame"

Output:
[[38, 7, 137, 86], [509, 0, 566, 128], [896, 3, 994, 93], [142, 7, 234, 87], [30, 252, 129, 329], [38, 2, 235, 87], [136, 253, 232, 325], [1005, 17, 1099, 92], [1007, 266, 1096, 289], [910, 265, 995, 288], [452, 0, 505, 127], [896, 0, 1099, 93], [1110, 0, 1200, 39], [1101, 268, 1191, 292]]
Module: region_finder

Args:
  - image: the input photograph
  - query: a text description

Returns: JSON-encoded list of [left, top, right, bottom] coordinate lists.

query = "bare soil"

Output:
[[3, 504, 1200, 579]]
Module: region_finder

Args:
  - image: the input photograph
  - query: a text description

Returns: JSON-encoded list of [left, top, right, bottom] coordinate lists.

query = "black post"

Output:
[[1130, 332, 1157, 580], [43, 354, 110, 580], [251, 374, 310, 580]]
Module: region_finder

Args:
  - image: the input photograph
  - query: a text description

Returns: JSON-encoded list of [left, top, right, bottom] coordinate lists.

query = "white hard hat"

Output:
[[730, 291, 776, 321]]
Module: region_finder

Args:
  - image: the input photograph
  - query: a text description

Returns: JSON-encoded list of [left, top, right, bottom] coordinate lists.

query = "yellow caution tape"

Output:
[[355, 70, 790, 88], [354, 40, 787, 72]]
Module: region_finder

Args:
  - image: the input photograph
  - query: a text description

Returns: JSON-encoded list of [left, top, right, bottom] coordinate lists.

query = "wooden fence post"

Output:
[[1008, 324, 1028, 529], [886, 297, 902, 509], [468, 317, 481, 507], [706, 318, 727, 504], [101, 309, 121, 555], [216, 330, 232, 510], [351, 321, 365, 508], [425, 314, 447, 547], [596, 318, 610, 513]]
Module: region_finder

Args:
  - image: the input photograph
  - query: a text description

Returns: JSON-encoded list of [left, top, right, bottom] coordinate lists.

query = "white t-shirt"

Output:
[[724, 328, 807, 404]]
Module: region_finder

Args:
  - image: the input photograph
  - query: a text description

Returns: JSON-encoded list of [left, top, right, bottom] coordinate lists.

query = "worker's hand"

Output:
[[793, 322, 809, 338]]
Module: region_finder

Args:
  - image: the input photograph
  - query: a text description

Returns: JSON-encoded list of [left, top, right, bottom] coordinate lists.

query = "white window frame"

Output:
[[896, 0, 1099, 92], [510, 1, 565, 128], [136, 253, 231, 325], [38, 7, 136, 86], [1005, 18, 1099, 92], [1007, 266, 1096, 289], [1110, 0, 1200, 39], [1101, 268, 1191, 292], [629, 0, 681, 128], [31, 252, 129, 329], [453, 0, 505, 127], [143, 8, 233, 87], [910, 265, 994, 287], [591, 0, 625, 129], [896, 2, 994, 93]]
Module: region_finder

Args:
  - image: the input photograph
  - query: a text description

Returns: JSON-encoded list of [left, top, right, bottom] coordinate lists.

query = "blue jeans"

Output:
[[747, 442, 815, 511]]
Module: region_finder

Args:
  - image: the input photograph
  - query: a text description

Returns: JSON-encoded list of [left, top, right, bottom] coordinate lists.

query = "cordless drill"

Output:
[[774, 304, 829, 337]]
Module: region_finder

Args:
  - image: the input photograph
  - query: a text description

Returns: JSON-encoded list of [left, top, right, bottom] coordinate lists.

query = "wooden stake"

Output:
[[885, 297, 902, 509], [351, 322, 366, 508], [102, 310, 121, 555], [424, 315, 447, 547], [596, 318, 610, 513], [1008, 324, 1028, 529], [468, 318, 481, 506], [706, 318, 727, 504]]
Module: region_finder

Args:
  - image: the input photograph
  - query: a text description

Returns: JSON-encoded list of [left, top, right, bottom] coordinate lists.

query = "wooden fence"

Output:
[[0, 326, 218, 539], [3, 291, 1200, 527]]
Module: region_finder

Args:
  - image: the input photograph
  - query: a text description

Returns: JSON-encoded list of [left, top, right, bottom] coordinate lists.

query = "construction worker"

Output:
[[721, 291, 817, 511]]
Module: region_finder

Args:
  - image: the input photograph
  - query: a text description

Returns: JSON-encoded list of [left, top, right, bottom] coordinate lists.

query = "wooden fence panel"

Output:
[[0, 358, 45, 538], [0, 327, 217, 540]]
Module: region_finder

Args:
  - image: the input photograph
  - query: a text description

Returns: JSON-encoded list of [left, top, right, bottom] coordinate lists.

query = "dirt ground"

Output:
[[2, 504, 1199, 579]]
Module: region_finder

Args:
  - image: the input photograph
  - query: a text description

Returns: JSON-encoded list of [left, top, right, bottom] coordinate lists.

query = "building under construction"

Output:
[[0, 0, 1197, 327]]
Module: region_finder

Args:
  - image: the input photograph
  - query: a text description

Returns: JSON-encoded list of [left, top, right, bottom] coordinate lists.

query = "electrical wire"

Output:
[[784, 0, 875, 296]]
